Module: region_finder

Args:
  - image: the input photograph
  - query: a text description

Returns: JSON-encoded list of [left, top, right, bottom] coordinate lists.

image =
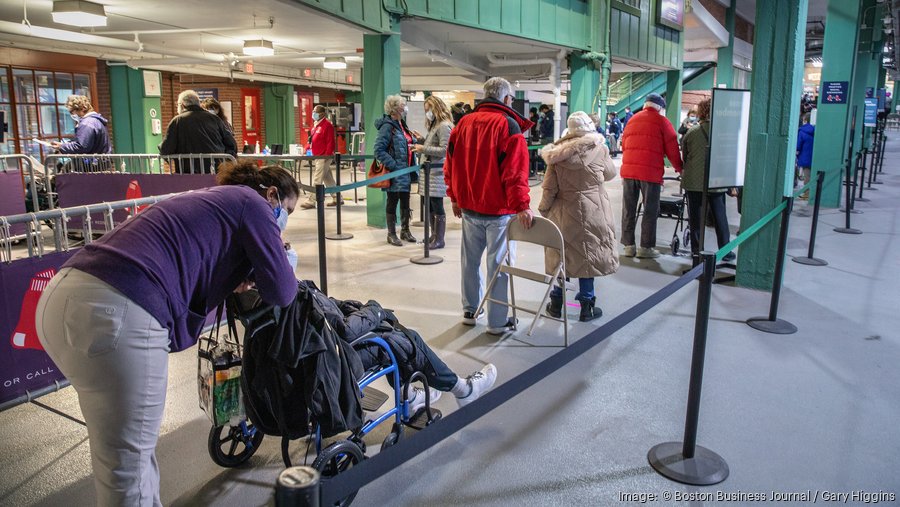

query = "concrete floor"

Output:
[[1, 142, 899, 507]]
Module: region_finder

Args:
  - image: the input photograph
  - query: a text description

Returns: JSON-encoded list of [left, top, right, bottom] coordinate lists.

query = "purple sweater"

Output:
[[65, 185, 296, 351]]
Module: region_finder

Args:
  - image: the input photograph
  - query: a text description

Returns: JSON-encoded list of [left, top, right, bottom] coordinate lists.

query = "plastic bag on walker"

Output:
[[198, 335, 245, 426]]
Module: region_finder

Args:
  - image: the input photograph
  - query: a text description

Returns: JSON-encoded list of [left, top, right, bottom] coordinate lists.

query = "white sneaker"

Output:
[[623, 245, 636, 257], [456, 364, 498, 407], [408, 387, 442, 414], [636, 247, 661, 259], [487, 318, 517, 336]]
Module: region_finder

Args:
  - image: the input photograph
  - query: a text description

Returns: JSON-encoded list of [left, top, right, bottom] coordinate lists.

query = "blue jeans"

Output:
[[461, 211, 515, 328], [550, 277, 595, 302]]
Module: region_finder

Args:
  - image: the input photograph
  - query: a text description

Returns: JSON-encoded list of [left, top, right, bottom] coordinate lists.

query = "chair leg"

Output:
[[476, 262, 502, 320]]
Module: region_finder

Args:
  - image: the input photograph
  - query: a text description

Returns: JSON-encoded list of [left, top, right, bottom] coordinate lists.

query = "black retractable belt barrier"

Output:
[[326, 152, 353, 241], [793, 170, 828, 266], [276, 467, 320, 507], [835, 151, 863, 235], [649, 252, 729, 485], [867, 136, 878, 190], [411, 161, 443, 265], [319, 263, 704, 505], [315, 184, 328, 295], [857, 148, 870, 202], [747, 197, 798, 334]]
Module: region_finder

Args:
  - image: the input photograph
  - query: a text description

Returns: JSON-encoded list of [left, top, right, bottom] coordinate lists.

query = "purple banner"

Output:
[[0, 170, 27, 236], [55, 173, 216, 229], [0, 251, 75, 406]]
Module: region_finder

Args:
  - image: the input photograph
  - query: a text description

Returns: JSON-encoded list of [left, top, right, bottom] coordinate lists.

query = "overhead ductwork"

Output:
[[487, 49, 567, 138]]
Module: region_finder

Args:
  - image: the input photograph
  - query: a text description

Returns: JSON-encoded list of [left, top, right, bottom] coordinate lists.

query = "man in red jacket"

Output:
[[444, 77, 534, 335], [619, 93, 683, 258], [301, 105, 339, 209]]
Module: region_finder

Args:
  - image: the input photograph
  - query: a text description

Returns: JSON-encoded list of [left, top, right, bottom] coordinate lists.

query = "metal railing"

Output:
[[44, 153, 236, 176], [0, 154, 43, 215]]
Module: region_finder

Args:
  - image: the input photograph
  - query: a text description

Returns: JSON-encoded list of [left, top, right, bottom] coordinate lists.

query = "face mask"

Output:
[[70, 113, 80, 122], [403, 105, 409, 114], [210, 108, 219, 115], [689, 116, 697, 121], [276, 207, 288, 231], [425, 111, 435, 122], [285, 248, 298, 271], [312, 112, 321, 121]]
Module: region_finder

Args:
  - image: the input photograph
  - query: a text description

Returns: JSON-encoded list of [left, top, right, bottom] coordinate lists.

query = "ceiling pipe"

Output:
[[0, 20, 227, 63], [132, 64, 361, 92], [90, 17, 275, 35], [487, 49, 567, 138]]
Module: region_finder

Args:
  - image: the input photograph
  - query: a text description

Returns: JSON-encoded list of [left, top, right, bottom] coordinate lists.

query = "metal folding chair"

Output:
[[475, 216, 575, 347]]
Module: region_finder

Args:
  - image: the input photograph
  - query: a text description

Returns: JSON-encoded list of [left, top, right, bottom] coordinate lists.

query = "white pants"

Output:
[[305, 158, 336, 203], [36, 268, 169, 507]]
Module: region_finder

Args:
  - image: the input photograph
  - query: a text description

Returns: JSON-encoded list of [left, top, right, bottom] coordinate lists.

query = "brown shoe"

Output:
[[327, 199, 341, 207], [300, 202, 316, 210]]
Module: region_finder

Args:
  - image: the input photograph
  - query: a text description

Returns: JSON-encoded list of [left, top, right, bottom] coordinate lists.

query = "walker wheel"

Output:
[[671, 236, 680, 256], [312, 440, 365, 507], [381, 423, 403, 451], [208, 422, 264, 468]]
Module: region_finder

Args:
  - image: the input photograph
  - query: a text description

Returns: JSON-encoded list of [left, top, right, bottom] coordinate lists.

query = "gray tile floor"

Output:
[[1, 143, 899, 506]]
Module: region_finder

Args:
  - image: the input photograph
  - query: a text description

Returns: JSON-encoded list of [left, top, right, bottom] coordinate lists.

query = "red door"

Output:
[[297, 92, 314, 149], [241, 88, 261, 150]]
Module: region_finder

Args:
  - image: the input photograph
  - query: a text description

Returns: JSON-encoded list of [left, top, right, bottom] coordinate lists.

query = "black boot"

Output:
[[546, 294, 562, 319], [400, 208, 417, 243], [427, 215, 437, 245], [578, 297, 602, 322], [429, 215, 446, 250], [386, 214, 402, 246]]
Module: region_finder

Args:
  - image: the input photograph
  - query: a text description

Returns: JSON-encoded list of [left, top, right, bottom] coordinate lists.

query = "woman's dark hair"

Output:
[[216, 160, 299, 200], [201, 98, 230, 126]]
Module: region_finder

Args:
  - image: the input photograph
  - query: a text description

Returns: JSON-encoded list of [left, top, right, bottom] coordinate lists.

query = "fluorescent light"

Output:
[[323, 57, 347, 70], [52, 0, 107, 27], [812, 60, 823, 68], [243, 39, 274, 57], [29, 25, 96, 43]]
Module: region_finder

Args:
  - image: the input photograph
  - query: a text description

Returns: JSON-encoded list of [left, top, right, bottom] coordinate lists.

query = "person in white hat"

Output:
[[537, 112, 619, 321]]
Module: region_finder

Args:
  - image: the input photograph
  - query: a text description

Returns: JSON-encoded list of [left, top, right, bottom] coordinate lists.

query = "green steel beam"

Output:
[[811, 1, 863, 208], [665, 69, 683, 130], [848, 1, 880, 155], [290, 0, 391, 33], [109, 66, 162, 156], [363, 28, 401, 228], [568, 52, 601, 115], [716, 0, 736, 87], [263, 83, 295, 149], [893, 80, 900, 112], [736, 0, 808, 290]]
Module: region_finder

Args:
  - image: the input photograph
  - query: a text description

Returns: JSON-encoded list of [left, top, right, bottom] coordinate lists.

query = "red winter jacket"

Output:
[[308, 118, 335, 156], [620, 108, 683, 184], [444, 100, 534, 215]]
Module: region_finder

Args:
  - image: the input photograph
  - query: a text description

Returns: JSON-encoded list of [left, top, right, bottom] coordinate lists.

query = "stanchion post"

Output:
[[867, 138, 878, 189], [315, 184, 328, 295], [857, 148, 869, 201], [835, 152, 862, 234], [648, 252, 729, 485], [325, 153, 353, 241], [411, 162, 443, 265], [747, 197, 798, 334], [275, 466, 320, 507], [793, 170, 828, 266]]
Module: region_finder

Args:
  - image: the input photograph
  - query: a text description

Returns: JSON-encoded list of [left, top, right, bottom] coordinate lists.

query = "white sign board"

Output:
[[707, 88, 751, 189]]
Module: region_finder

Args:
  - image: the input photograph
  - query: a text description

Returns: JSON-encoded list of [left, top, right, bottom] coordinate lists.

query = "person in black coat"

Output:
[[159, 90, 237, 173]]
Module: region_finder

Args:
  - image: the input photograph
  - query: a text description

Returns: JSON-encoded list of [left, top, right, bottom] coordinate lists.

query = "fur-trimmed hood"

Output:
[[539, 132, 607, 165]]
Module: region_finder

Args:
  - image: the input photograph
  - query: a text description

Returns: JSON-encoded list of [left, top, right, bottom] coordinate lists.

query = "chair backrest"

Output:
[[507, 216, 564, 251]]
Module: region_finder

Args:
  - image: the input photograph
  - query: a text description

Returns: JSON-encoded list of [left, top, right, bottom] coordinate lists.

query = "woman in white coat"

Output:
[[538, 111, 619, 321]]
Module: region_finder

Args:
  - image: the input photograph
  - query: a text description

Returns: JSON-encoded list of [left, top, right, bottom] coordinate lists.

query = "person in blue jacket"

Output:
[[374, 95, 418, 246], [796, 113, 815, 199], [52, 95, 111, 155]]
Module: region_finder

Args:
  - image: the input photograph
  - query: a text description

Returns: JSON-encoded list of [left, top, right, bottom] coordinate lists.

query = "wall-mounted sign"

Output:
[[142, 70, 161, 97], [149, 108, 158, 118], [864, 97, 878, 127], [303, 68, 312, 78], [346, 74, 353, 84], [245, 62, 254, 75], [877, 88, 886, 109], [196, 88, 219, 101], [707, 88, 751, 190], [821, 81, 848, 104], [656, 0, 684, 31]]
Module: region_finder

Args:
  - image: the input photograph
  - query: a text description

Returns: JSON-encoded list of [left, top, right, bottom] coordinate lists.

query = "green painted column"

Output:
[[263, 83, 295, 149], [362, 27, 401, 228], [716, 0, 736, 87], [810, 1, 863, 207], [736, 0, 808, 290], [514, 91, 525, 100], [892, 80, 900, 113], [848, 1, 880, 155], [109, 66, 162, 157], [665, 69, 683, 129], [568, 52, 600, 115]]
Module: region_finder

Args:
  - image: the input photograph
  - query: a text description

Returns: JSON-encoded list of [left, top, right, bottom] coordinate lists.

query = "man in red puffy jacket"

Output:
[[619, 93, 683, 258], [444, 77, 534, 335], [301, 105, 339, 209]]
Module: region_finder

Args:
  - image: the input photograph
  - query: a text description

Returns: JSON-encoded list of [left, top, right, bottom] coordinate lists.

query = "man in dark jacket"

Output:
[[445, 77, 534, 335], [538, 104, 555, 143], [159, 90, 237, 173], [53, 95, 111, 155], [796, 113, 815, 199]]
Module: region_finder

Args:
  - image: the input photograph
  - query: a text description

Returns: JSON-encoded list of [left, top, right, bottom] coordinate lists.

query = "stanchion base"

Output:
[[873, 180, 884, 184], [746, 317, 798, 334], [325, 233, 354, 241], [855, 197, 870, 202], [648, 442, 729, 486], [410, 255, 443, 265], [792, 256, 828, 266], [864, 187, 878, 191], [833, 227, 863, 235], [839, 209, 863, 215]]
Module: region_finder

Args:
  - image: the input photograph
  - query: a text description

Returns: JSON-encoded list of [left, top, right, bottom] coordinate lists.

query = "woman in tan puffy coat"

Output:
[[538, 111, 619, 321]]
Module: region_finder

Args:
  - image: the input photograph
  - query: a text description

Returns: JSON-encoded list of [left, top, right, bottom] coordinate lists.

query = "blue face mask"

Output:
[[276, 207, 288, 231], [312, 112, 321, 121]]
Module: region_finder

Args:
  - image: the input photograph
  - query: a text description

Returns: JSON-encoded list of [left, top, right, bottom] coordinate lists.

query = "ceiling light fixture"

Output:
[[323, 57, 347, 70], [51, 0, 107, 27], [243, 39, 274, 57]]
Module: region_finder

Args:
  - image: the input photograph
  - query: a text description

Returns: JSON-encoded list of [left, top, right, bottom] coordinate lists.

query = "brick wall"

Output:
[[95, 60, 113, 151]]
